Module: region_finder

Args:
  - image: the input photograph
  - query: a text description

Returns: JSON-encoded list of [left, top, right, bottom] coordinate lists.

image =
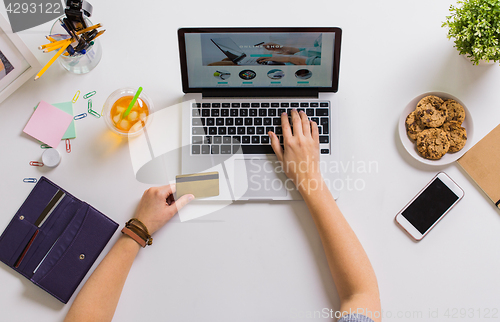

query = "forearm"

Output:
[[65, 235, 141, 322], [301, 181, 379, 304]]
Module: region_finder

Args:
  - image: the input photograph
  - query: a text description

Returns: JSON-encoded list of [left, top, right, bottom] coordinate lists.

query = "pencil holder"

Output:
[[49, 18, 102, 75]]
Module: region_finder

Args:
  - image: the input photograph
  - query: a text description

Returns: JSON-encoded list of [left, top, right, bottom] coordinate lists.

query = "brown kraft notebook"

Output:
[[458, 124, 500, 209]]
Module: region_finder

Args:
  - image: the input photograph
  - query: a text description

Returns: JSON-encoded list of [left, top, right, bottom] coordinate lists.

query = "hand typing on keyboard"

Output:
[[268, 109, 323, 195]]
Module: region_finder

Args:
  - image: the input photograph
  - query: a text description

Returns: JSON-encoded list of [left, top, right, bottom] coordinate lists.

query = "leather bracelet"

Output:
[[121, 226, 147, 248], [124, 218, 153, 246]]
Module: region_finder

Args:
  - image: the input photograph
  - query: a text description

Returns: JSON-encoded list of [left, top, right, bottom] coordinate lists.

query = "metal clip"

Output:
[[83, 91, 96, 99], [87, 99, 101, 118], [66, 139, 71, 153], [40, 143, 51, 149], [23, 178, 37, 183], [74, 113, 87, 120], [29, 161, 44, 167], [72, 90, 80, 103]]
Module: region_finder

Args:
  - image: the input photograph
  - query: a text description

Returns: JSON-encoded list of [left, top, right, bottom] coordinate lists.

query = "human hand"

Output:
[[268, 110, 324, 195], [134, 185, 194, 235]]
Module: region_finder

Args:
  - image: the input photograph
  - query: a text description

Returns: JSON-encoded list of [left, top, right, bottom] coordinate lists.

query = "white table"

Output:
[[1, 0, 500, 321]]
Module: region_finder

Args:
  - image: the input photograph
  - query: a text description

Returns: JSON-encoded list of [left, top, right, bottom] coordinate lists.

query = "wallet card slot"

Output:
[[18, 199, 82, 277], [32, 204, 118, 303], [31, 204, 88, 279], [0, 217, 38, 268]]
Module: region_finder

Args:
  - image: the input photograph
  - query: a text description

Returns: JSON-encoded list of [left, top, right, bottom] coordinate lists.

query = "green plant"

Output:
[[442, 0, 500, 64]]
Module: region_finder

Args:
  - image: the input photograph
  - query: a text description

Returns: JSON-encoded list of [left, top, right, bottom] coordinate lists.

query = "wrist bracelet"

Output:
[[121, 226, 147, 247], [121, 218, 153, 247]]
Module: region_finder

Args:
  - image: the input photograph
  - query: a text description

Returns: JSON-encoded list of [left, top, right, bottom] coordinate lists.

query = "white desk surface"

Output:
[[1, 0, 500, 321]]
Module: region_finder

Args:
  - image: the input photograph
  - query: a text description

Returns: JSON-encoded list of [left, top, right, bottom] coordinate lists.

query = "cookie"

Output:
[[416, 128, 450, 160], [443, 99, 465, 124], [405, 111, 426, 141], [415, 95, 447, 128], [442, 121, 467, 153]]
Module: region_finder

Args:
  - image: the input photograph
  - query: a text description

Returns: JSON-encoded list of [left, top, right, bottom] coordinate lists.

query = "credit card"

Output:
[[35, 190, 65, 227], [176, 172, 219, 199], [14, 190, 65, 268]]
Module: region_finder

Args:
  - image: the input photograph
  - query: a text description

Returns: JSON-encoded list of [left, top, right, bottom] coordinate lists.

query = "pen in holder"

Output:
[[49, 17, 102, 75]]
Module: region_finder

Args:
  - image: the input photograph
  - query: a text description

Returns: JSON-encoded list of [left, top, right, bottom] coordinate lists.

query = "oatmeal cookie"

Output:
[[416, 128, 450, 160], [442, 121, 467, 153], [443, 99, 465, 124], [405, 111, 426, 141]]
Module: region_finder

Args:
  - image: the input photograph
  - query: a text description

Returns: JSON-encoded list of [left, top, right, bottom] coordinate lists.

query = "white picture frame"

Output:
[[0, 14, 41, 104]]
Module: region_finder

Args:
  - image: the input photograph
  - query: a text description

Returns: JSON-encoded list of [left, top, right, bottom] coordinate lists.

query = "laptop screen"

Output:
[[178, 28, 342, 95]]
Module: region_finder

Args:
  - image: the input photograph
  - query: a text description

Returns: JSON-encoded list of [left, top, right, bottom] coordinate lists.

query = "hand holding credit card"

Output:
[[176, 172, 219, 199]]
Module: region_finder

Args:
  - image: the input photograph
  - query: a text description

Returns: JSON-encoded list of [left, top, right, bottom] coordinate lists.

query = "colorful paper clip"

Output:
[[40, 143, 51, 149], [66, 139, 71, 153], [29, 161, 44, 167], [23, 178, 37, 183], [88, 109, 101, 118], [87, 100, 101, 118], [72, 90, 80, 103], [74, 113, 87, 120], [83, 91, 96, 99]]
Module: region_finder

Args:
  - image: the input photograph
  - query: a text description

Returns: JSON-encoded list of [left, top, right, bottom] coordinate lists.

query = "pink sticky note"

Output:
[[23, 100, 73, 148]]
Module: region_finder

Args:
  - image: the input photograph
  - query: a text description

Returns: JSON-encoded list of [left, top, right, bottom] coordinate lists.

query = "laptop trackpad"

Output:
[[234, 159, 288, 199]]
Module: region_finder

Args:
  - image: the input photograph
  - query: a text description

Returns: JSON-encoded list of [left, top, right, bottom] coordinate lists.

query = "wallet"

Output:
[[0, 176, 118, 303]]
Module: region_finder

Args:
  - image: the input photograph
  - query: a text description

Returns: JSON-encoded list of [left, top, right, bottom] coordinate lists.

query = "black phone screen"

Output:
[[402, 178, 459, 234]]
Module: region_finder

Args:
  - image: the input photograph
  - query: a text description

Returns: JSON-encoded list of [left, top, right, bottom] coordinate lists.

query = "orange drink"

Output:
[[103, 88, 154, 137], [110, 96, 149, 132]]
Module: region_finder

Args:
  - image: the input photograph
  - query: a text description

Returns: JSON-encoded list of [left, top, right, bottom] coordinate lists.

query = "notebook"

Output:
[[177, 27, 342, 201], [458, 123, 500, 209]]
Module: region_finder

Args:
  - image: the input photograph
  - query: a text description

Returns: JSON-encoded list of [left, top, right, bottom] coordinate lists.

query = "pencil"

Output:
[[46, 36, 56, 42], [76, 23, 102, 35], [43, 41, 72, 53], [34, 41, 71, 80], [38, 38, 72, 50], [93, 30, 106, 40]]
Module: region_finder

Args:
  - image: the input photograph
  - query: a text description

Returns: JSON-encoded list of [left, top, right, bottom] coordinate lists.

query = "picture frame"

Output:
[[0, 14, 41, 104]]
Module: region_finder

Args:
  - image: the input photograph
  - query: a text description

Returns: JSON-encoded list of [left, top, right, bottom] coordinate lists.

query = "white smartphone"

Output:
[[395, 172, 464, 241]]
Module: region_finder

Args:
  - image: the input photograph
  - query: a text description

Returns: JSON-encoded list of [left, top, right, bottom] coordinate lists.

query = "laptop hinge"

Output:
[[201, 88, 319, 99]]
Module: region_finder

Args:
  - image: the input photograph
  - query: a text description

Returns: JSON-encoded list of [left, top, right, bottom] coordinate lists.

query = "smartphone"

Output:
[[395, 172, 464, 241]]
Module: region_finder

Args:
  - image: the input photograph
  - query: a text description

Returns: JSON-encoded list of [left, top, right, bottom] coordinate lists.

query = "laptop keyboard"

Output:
[[191, 101, 331, 155]]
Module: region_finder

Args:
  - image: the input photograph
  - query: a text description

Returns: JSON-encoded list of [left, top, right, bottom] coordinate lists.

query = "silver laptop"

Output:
[[178, 27, 342, 201]]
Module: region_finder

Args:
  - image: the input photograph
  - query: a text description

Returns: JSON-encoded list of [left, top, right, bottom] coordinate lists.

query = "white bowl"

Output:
[[398, 92, 474, 166]]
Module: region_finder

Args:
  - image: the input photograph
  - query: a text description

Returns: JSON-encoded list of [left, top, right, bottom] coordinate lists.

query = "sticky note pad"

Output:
[[176, 172, 219, 199], [52, 102, 76, 139], [23, 100, 73, 148]]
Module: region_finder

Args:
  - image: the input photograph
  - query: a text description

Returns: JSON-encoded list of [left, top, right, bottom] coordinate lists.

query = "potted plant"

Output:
[[442, 0, 500, 65]]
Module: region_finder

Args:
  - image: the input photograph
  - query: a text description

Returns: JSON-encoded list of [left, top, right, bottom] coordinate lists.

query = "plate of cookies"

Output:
[[399, 92, 473, 165]]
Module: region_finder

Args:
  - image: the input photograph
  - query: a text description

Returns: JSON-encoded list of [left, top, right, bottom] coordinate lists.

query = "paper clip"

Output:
[[29, 161, 44, 167], [83, 91, 96, 99], [40, 143, 51, 149], [23, 178, 37, 183], [65, 139, 71, 153], [87, 101, 101, 118], [101, 104, 105, 116], [74, 113, 87, 120], [88, 108, 101, 118], [72, 90, 80, 103]]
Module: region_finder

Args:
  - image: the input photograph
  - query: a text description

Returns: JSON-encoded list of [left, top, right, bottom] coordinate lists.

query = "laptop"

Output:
[[177, 27, 342, 201]]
